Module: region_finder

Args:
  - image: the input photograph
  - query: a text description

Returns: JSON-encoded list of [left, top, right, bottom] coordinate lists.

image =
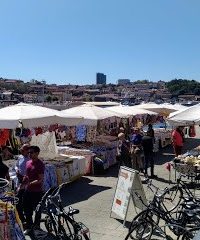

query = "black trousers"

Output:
[[119, 154, 132, 168], [23, 191, 43, 229], [144, 152, 154, 176], [16, 189, 25, 223]]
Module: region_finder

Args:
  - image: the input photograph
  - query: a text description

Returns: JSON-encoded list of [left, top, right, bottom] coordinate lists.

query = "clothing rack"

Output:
[[0, 178, 25, 240]]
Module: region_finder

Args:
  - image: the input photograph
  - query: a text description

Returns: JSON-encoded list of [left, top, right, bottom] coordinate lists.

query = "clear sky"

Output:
[[0, 0, 200, 85]]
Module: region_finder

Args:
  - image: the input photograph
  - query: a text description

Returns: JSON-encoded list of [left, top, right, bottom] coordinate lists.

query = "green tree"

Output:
[[166, 79, 200, 96], [46, 95, 52, 102]]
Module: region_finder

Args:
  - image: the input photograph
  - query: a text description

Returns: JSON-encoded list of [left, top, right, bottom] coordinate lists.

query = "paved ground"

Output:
[[26, 138, 200, 240]]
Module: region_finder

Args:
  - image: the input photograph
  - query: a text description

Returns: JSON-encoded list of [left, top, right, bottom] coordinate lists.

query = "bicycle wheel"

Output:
[[81, 233, 90, 240], [181, 227, 200, 240], [125, 220, 153, 240], [129, 210, 159, 232], [162, 185, 183, 212]]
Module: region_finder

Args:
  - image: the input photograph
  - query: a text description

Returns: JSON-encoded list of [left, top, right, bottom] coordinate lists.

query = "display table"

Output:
[[57, 146, 94, 175], [172, 149, 200, 180], [43, 154, 89, 191]]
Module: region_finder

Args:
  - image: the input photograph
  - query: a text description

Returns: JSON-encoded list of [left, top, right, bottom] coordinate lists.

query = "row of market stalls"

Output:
[[0, 102, 189, 190], [165, 103, 200, 179], [0, 101, 195, 240]]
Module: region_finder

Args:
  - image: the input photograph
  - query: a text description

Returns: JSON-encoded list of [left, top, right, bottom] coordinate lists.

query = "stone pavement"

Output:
[[26, 138, 200, 240]]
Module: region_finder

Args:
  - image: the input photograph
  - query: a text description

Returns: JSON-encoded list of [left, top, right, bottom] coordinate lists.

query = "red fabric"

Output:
[[166, 162, 171, 171], [189, 126, 196, 137], [0, 129, 10, 146], [172, 130, 183, 147]]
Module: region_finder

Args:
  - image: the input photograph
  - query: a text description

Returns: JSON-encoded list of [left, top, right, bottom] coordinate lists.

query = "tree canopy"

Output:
[[166, 79, 200, 96]]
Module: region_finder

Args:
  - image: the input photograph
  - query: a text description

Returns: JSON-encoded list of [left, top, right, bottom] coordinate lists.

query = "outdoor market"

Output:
[[0, 102, 200, 239]]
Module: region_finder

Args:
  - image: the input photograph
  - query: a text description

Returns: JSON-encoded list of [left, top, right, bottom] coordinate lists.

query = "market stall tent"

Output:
[[106, 105, 158, 117], [135, 103, 187, 116], [83, 101, 120, 107], [61, 104, 121, 126], [0, 103, 83, 129], [167, 103, 200, 126]]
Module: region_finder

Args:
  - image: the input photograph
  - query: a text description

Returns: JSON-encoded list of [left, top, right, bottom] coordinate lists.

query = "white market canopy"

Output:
[[83, 101, 120, 107], [106, 105, 158, 117], [61, 104, 120, 126], [135, 103, 188, 116], [167, 103, 200, 126], [0, 103, 83, 129]]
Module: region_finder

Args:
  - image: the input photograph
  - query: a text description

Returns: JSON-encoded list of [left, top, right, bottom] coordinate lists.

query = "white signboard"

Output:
[[111, 166, 147, 222]]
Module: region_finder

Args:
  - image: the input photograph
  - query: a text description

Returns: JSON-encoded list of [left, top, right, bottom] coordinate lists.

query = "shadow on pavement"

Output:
[[154, 176, 172, 184], [60, 177, 111, 207], [115, 218, 131, 229]]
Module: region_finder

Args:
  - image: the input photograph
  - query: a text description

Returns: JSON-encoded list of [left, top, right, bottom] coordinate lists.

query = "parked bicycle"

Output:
[[31, 183, 90, 240], [126, 180, 200, 240], [160, 173, 200, 213]]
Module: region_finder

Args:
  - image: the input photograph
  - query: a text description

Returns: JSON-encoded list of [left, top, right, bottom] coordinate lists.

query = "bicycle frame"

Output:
[[133, 189, 192, 237]]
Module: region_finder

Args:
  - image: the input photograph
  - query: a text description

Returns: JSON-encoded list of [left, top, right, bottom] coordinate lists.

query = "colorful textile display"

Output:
[[0, 129, 10, 146], [43, 164, 58, 192], [75, 125, 87, 142], [30, 131, 58, 159], [69, 127, 76, 140], [0, 198, 25, 240], [86, 126, 97, 142], [55, 162, 71, 185]]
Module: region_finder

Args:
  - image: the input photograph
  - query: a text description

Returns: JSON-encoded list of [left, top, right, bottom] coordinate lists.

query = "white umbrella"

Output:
[[61, 104, 119, 126], [135, 103, 187, 116], [167, 103, 200, 126], [106, 105, 157, 117], [0, 103, 83, 129]]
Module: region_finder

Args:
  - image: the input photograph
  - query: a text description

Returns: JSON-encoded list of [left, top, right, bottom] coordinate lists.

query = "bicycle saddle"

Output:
[[68, 208, 80, 216]]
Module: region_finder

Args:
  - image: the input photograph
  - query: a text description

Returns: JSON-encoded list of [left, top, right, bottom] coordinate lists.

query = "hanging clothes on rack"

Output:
[[0, 191, 25, 240]]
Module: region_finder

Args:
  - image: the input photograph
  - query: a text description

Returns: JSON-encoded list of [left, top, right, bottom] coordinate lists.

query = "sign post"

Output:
[[110, 166, 147, 226]]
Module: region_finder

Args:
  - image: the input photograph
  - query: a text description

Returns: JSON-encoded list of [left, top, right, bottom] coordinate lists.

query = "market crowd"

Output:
[[117, 124, 185, 179], [0, 144, 44, 235], [0, 124, 186, 235], [117, 124, 157, 179]]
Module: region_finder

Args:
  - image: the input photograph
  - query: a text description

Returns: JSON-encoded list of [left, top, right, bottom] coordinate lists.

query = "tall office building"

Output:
[[96, 73, 106, 85]]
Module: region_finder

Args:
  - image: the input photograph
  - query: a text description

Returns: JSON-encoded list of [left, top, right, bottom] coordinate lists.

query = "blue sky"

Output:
[[0, 0, 200, 85]]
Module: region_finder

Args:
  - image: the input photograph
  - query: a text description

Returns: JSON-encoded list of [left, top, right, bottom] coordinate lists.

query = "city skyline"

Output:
[[0, 1, 200, 85]]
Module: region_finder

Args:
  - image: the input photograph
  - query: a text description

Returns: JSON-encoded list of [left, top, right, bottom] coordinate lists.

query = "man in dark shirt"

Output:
[[23, 146, 45, 234], [141, 133, 157, 179]]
